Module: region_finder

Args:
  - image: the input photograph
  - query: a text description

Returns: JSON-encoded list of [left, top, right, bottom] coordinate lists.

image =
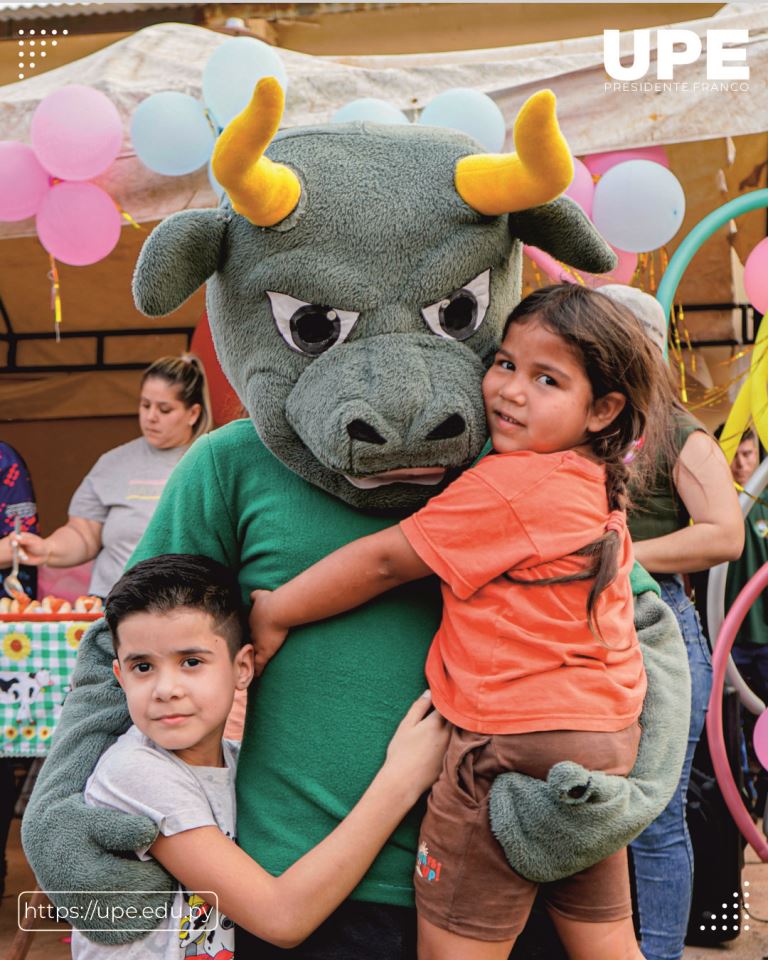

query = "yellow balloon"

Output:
[[750, 319, 768, 453], [720, 377, 752, 464]]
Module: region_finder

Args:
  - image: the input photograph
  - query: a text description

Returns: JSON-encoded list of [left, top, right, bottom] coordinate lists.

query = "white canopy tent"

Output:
[[0, 3, 765, 238]]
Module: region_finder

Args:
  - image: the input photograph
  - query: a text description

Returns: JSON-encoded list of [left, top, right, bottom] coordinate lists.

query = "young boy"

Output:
[[71, 554, 447, 958]]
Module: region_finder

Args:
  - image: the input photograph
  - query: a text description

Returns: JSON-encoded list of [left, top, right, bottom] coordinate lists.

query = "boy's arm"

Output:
[[251, 524, 430, 673], [152, 695, 448, 948]]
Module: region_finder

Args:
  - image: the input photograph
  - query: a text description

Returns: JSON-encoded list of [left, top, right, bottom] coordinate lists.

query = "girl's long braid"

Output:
[[601, 445, 631, 514], [582, 448, 632, 644]]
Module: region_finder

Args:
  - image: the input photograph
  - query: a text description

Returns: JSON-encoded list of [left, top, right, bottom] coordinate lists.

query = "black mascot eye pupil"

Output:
[[290, 304, 341, 355], [440, 290, 477, 341]]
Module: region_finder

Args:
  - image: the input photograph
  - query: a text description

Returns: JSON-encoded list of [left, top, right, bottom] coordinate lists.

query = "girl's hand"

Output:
[[12, 532, 50, 566], [382, 693, 449, 801], [250, 589, 289, 676]]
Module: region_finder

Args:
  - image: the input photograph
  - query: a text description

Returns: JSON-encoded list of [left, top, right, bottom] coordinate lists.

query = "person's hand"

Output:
[[13, 531, 51, 565], [382, 692, 449, 800], [250, 589, 289, 676]]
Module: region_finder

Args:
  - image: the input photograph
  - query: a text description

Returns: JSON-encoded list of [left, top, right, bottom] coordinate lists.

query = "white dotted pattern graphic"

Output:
[[16, 27, 67, 79], [697, 883, 751, 935]]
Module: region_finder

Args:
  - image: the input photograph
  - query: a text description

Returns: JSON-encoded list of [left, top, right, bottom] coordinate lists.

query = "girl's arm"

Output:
[[150, 694, 447, 949], [632, 431, 744, 574], [251, 524, 430, 672]]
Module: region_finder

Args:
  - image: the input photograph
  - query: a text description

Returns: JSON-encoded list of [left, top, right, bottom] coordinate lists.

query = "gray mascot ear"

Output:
[[133, 210, 227, 317], [509, 196, 617, 275]]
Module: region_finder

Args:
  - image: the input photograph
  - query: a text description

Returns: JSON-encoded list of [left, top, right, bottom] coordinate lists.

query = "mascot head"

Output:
[[134, 79, 615, 510]]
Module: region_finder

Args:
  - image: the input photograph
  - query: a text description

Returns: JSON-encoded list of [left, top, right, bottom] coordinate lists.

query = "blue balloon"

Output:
[[331, 99, 409, 125], [131, 92, 215, 176], [203, 37, 288, 128], [418, 88, 506, 152]]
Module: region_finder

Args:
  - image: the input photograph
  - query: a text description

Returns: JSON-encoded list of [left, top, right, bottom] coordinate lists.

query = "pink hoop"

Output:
[[706, 560, 768, 859]]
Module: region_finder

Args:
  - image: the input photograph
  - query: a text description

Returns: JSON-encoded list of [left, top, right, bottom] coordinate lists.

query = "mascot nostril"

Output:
[[426, 414, 466, 441], [347, 419, 387, 445]]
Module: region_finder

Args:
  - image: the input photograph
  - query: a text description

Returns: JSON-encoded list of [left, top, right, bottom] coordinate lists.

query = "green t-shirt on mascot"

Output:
[[22, 78, 690, 957]]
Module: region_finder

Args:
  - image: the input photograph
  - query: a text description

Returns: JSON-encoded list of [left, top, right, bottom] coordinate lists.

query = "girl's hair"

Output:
[[502, 284, 676, 641], [141, 353, 213, 439]]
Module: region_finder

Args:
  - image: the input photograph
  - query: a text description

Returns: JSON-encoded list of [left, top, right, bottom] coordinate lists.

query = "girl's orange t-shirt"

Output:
[[399, 449, 646, 735]]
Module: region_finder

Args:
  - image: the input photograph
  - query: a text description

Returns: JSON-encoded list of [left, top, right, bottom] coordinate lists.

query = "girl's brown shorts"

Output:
[[413, 722, 641, 942]]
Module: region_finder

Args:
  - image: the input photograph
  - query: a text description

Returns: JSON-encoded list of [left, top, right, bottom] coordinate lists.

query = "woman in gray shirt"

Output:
[[16, 355, 212, 598]]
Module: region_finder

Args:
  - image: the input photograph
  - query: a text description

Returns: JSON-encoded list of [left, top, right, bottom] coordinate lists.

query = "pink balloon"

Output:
[[524, 244, 637, 288], [745, 238, 768, 314], [31, 85, 123, 181], [754, 710, 768, 771], [0, 142, 49, 221], [584, 146, 669, 177], [36, 181, 121, 266], [588, 247, 638, 287], [565, 158, 595, 218]]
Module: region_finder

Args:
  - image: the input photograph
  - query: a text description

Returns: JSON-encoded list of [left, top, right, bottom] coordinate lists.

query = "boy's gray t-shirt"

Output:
[[68, 437, 189, 597], [71, 725, 239, 960]]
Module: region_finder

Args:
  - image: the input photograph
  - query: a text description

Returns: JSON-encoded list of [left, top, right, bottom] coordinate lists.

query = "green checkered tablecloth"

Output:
[[0, 619, 90, 757]]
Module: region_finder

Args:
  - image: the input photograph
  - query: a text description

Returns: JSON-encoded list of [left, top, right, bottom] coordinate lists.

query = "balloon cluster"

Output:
[[131, 36, 287, 185], [0, 85, 123, 266], [527, 146, 686, 287], [331, 88, 506, 152]]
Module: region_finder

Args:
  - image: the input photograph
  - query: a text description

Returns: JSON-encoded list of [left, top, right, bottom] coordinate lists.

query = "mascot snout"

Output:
[[285, 334, 488, 492]]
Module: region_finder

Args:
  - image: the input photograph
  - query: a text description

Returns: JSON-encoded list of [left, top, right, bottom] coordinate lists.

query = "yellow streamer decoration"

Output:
[[115, 205, 145, 231], [47, 254, 62, 341]]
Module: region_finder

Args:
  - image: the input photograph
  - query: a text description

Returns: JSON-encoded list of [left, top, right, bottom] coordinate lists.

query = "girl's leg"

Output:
[[547, 913, 642, 960], [417, 915, 516, 960], [630, 576, 712, 960]]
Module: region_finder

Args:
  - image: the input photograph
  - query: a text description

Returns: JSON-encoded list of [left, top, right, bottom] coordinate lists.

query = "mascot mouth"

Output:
[[343, 467, 448, 490]]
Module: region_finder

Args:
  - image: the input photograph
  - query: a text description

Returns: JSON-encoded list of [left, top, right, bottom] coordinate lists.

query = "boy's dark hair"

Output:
[[502, 284, 676, 643], [105, 554, 247, 658]]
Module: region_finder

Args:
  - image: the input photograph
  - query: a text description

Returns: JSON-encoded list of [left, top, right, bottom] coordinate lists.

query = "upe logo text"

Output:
[[604, 29, 749, 81]]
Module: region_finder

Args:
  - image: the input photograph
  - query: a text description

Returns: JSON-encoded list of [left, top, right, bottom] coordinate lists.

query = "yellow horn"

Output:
[[455, 90, 574, 216], [212, 77, 301, 227]]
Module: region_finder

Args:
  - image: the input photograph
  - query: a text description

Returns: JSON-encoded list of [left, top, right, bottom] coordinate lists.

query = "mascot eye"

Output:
[[267, 291, 361, 356], [421, 269, 490, 342]]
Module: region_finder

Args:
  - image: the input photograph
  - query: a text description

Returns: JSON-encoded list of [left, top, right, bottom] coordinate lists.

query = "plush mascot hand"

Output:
[[21, 619, 175, 944], [489, 590, 690, 882]]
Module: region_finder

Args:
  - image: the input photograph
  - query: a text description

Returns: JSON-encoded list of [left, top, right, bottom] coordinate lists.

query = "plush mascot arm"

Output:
[[489, 589, 690, 882], [21, 620, 175, 944], [509, 195, 618, 275]]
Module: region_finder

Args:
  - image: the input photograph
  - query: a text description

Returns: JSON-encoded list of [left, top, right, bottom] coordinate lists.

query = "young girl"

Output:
[[251, 284, 674, 960]]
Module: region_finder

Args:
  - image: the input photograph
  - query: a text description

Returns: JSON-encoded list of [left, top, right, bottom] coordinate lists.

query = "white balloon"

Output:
[[131, 92, 214, 176], [592, 160, 685, 253], [203, 37, 288, 128], [417, 88, 506, 152], [331, 99, 409, 125]]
